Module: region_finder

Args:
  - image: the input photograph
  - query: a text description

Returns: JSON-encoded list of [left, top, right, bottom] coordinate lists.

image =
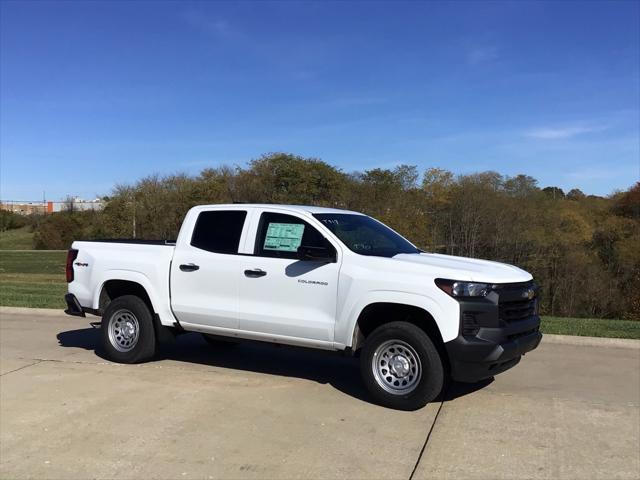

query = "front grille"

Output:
[[496, 282, 538, 324], [499, 299, 536, 323]]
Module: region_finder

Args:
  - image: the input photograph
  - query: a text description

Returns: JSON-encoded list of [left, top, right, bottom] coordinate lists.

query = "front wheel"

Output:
[[360, 322, 444, 410], [100, 295, 157, 364]]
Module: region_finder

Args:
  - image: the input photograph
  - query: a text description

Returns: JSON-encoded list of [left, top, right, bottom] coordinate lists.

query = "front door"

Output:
[[238, 211, 340, 343]]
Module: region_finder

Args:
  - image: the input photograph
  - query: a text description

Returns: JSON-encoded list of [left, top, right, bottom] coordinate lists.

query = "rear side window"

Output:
[[191, 210, 247, 254]]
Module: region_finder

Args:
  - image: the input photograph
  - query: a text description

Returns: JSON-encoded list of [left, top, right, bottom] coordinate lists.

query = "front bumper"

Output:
[[445, 316, 542, 382], [444, 282, 542, 382]]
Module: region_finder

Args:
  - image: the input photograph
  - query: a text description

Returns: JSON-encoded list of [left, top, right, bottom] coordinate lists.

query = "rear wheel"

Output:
[[360, 321, 444, 410], [101, 295, 156, 364]]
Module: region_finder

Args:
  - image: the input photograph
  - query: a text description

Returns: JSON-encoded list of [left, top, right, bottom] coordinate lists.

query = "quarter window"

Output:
[[191, 210, 247, 254]]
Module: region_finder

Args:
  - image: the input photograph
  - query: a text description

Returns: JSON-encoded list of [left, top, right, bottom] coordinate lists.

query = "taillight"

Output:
[[66, 249, 78, 283]]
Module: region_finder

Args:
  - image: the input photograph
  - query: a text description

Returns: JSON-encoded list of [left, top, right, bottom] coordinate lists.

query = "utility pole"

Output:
[[132, 198, 136, 239]]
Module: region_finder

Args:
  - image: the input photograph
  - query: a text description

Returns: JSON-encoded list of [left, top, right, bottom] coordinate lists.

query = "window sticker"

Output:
[[264, 222, 305, 252]]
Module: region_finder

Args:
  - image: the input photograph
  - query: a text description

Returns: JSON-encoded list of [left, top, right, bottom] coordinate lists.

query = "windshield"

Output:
[[313, 213, 421, 257]]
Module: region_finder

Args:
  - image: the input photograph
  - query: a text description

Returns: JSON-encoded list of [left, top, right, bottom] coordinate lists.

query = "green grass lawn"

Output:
[[0, 250, 67, 274], [0, 250, 67, 308], [541, 316, 640, 340], [0, 273, 67, 309], [0, 250, 638, 339], [0, 227, 34, 250]]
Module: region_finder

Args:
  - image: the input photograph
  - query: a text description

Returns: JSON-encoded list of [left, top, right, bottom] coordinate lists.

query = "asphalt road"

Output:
[[1, 308, 638, 479]]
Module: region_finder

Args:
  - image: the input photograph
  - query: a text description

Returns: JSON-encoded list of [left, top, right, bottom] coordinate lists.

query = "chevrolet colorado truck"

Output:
[[65, 204, 542, 410]]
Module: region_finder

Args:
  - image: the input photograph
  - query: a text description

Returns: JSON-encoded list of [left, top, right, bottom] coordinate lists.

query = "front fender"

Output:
[[336, 290, 460, 347]]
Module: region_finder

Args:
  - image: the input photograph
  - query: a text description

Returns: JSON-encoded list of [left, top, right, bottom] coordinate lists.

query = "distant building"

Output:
[[1, 197, 105, 215], [0, 201, 46, 215], [47, 197, 105, 213]]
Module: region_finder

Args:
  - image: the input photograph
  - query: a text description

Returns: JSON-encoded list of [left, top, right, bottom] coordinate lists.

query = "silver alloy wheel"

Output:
[[107, 309, 140, 352], [371, 339, 422, 395]]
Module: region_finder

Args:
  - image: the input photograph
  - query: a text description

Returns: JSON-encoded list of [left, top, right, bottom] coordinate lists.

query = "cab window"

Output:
[[191, 210, 247, 254], [254, 212, 333, 260]]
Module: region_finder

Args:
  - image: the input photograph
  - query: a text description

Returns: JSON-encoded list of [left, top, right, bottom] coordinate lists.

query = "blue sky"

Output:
[[1, 0, 638, 200]]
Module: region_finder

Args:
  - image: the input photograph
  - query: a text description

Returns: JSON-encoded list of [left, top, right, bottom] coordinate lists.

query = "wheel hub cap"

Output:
[[122, 322, 135, 339], [389, 355, 410, 377], [371, 340, 422, 395], [107, 309, 140, 353]]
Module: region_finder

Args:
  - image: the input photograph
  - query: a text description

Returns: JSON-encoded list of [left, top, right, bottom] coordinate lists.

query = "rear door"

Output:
[[170, 209, 248, 329], [237, 210, 341, 344]]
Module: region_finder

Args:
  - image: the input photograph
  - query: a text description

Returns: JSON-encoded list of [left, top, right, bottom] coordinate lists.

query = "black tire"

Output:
[[201, 333, 240, 347], [360, 321, 444, 411], [100, 295, 157, 364]]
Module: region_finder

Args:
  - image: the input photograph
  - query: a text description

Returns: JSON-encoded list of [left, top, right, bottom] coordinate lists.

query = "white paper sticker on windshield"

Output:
[[264, 222, 305, 252]]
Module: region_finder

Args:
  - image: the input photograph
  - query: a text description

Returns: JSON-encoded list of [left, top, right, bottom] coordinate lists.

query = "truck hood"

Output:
[[392, 252, 532, 284]]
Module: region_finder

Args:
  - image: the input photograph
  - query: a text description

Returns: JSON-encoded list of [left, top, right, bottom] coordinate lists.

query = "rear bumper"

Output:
[[445, 315, 542, 382], [64, 293, 86, 317]]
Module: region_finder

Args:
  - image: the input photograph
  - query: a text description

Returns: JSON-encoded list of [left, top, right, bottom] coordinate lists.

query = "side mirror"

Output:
[[297, 245, 335, 262]]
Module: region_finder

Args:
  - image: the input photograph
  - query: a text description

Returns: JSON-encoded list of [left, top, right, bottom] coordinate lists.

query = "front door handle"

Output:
[[244, 268, 267, 278], [179, 263, 200, 272]]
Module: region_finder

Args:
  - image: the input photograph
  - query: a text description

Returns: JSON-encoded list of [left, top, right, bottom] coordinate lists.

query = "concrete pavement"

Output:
[[414, 343, 640, 479], [1, 309, 638, 479]]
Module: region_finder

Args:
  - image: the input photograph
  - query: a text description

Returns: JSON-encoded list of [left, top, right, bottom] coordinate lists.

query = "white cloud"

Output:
[[467, 46, 498, 65], [181, 10, 240, 41], [565, 165, 639, 181], [525, 125, 607, 140], [325, 96, 388, 108]]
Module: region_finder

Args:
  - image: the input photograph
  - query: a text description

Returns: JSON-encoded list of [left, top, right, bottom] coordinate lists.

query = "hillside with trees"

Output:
[[28, 153, 640, 320]]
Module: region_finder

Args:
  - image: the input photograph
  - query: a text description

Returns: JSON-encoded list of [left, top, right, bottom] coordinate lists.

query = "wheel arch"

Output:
[[98, 279, 156, 316], [342, 290, 457, 344], [94, 270, 179, 340], [349, 300, 452, 373]]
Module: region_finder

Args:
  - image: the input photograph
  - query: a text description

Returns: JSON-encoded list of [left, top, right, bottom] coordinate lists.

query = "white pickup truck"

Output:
[[65, 204, 541, 410]]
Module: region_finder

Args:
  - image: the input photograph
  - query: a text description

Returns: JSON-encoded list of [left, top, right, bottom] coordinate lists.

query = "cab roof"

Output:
[[193, 203, 363, 216]]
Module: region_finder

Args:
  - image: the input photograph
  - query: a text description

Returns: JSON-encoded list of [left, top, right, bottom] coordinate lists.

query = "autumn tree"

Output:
[[35, 153, 639, 319]]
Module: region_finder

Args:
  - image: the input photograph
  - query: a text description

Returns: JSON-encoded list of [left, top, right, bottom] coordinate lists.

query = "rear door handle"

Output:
[[244, 268, 267, 278], [179, 263, 200, 272]]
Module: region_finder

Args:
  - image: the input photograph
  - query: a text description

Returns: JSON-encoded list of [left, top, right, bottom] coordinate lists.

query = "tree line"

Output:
[[29, 153, 640, 320]]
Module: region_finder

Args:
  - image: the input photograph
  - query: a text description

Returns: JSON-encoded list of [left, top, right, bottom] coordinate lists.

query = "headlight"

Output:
[[435, 279, 492, 298]]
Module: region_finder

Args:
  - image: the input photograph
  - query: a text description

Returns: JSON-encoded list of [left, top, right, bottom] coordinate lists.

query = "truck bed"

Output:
[[76, 239, 176, 245], [68, 240, 177, 326]]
